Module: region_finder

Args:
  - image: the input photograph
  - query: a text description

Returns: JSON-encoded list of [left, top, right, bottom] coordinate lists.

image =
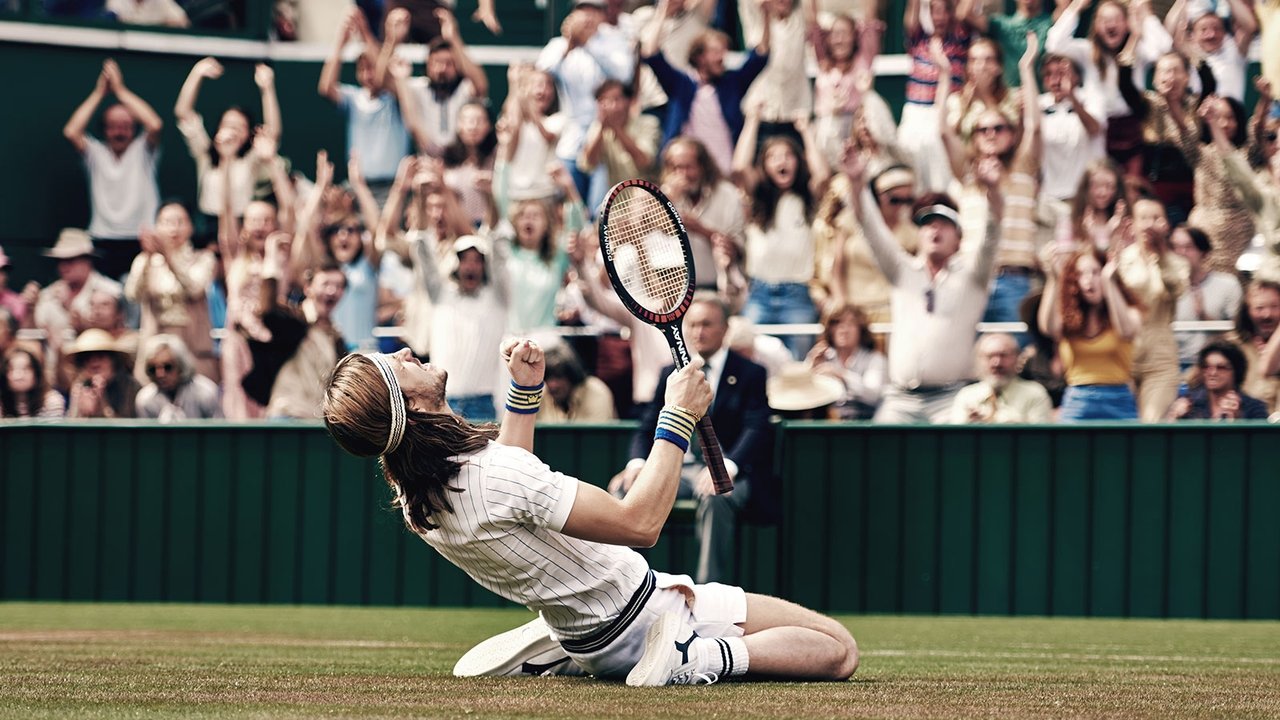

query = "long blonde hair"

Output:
[[323, 354, 497, 534]]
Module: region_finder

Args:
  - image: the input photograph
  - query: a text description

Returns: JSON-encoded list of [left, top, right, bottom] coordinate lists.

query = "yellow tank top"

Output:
[[1060, 327, 1134, 386]]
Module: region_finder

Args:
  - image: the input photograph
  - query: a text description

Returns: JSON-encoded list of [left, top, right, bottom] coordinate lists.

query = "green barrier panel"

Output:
[[0, 421, 1276, 619]]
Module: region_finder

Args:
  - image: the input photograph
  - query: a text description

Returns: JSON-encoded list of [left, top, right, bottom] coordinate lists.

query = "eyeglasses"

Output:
[[887, 196, 916, 206], [975, 124, 1012, 135], [925, 288, 935, 314], [146, 362, 176, 377]]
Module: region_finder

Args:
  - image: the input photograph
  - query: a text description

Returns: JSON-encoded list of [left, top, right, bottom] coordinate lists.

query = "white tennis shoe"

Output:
[[452, 616, 582, 677], [625, 612, 720, 687]]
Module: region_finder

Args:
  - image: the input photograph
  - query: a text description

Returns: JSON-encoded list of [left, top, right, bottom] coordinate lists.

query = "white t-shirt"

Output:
[[83, 136, 160, 239], [407, 76, 475, 153], [106, 0, 186, 26], [423, 441, 651, 636], [1040, 92, 1107, 202], [178, 114, 258, 217]]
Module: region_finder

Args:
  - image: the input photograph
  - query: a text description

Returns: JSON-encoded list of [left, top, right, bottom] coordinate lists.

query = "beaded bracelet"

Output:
[[505, 380, 544, 415], [654, 405, 698, 453]]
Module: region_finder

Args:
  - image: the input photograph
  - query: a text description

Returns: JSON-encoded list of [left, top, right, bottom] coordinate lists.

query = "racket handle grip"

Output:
[[695, 416, 734, 495]]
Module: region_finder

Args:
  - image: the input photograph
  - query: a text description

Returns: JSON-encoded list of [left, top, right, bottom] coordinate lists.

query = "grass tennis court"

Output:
[[1, 602, 1277, 719]]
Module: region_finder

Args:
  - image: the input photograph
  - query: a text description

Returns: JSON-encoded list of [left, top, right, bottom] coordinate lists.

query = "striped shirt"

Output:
[[956, 149, 1040, 271], [905, 26, 969, 106], [423, 441, 651, 636]]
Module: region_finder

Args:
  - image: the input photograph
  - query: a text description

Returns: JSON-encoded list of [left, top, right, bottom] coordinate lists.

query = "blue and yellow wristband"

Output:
[[505, 380, 544, 415], [654, 405, 699, 453]]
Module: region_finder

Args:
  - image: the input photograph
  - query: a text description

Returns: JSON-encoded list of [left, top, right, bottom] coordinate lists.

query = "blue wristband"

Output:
[[654, 428, 691, 453]]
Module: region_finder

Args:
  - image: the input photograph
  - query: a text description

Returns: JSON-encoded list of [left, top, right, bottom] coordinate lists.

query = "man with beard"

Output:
[[415, 233, 509, 421], [641, 1, 770, 175], [379, 6, 488, 156], [658, 138, 744, 289], [63, 58, 164, 280], [951, 332, 1052, 423]]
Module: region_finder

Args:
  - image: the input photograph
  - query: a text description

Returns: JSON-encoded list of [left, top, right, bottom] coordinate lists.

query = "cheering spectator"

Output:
[[538, 1, 636, 205], [35, 230, 123, 359], [504, 170, 583, 334], [738, 0, 810, 145], [805, 1, 881, 166], [945, 37, 1019, 143], [1168, 340, 1269, 419], [1046, 0, 1172, 175], [63, 58, 163, 281], [415, 233, 509, 421], [897, 0, 972, 193], [537, 341, 617, 422], [388, 7, 489, 158], [842, 144, 1004, 424], [659, 138, 746, 289], [1189, 95, 1255, 273], [125, 203, 218, 383], [815, 164, 918, 323], [733, 108, 829, 358], [1216, 86, 1280, 282], [641, 0, 769, 176], [578, 80, 660, 188], [1118, 52, 1212, 225], [0, 246, 38, 328], [106, 0, 188, 27], [65, 328, 139, 419], [1165, 0, 1256, 102], [439, 101, 498, 229], [1219, 279, 1280, 413], [135, 334, 222, 421], [1039, 53, 1107, 203], [496, 65, 565, 203], [962, 0, 1061, 86], [252, 235, 347, 419], [951, 332, 1053, 423], [1259, 0, 1280, 92], [1172, 225, 1243, 370], [805, 301, 886, 420], [318, 7, 409, 206], [1117, 197, 1188, 420], [174, 58, 282, 219], [1062, 158, 1131, 252], [631, 0, 714, 110], [1039, 247, 1144, 421], [609, 293, 771, 584], [0, 345, 64, 419], [938, 34, 1043, 340]]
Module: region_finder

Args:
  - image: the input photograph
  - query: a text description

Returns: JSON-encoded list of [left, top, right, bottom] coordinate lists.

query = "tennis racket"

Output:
[[597, 179, 732, 495]]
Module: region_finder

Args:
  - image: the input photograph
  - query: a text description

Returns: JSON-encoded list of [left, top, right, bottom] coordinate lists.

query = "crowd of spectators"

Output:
[[2, 0, 1279, 431]]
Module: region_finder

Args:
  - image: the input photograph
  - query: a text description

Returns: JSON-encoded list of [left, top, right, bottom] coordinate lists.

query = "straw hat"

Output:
[[43, 229, 98, 260], [767, 363, 844, 412], [64, 329, 128, 358]]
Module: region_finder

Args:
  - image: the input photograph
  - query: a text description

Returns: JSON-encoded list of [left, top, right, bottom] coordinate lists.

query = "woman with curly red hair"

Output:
[[1037, 247, 1145, 421]]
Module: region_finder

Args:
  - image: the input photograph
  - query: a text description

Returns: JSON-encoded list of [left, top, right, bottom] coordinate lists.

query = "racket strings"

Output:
[[604, 190, 691, 315]]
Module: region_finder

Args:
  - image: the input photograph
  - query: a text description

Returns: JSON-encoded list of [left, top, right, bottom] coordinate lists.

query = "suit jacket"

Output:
[[629, 350, 772, 485]]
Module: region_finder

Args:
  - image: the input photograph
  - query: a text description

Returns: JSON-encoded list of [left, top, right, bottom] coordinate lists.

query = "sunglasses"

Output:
[[1265, 132, 1279, 143], [925, 288, 935, 314], [1200, 362, 1231, 371], [886, 196, 916, 206], [146, 362, 176, 377], [975, 124, 1012, 135]]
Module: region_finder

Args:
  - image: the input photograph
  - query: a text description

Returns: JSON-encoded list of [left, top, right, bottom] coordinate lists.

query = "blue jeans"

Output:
[[1059, 384, 1138, 422], [562, 159, 609, 220], [448, 394, 496, 423], [982, 271, 1034, 347], [743, 280, 817, 359]]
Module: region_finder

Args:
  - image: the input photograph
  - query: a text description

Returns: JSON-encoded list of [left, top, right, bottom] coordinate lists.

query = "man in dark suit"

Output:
[[609, 292, 771, 584]]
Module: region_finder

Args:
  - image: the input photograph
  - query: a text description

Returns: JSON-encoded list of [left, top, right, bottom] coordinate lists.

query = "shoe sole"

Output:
[[625, 612, 681, 687], [452, 616, 571, 677]]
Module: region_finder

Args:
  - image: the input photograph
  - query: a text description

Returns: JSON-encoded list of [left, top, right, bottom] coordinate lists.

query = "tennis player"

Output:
[[322, 339, 858, 686]]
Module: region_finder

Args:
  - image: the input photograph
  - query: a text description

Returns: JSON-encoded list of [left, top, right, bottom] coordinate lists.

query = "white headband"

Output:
[[367, 354, 407, 455]]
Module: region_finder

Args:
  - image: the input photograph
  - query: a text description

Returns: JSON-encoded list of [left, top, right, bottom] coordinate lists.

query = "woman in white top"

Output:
[[496, 65, 565, 203], [442, 102, 499, 229], [732, 105, 830, 359], [174, 58, 283, 220], [1046, 0, 1172, 175]]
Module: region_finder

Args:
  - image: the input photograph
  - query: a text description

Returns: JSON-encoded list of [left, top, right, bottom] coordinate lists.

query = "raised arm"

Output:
[[1046, 0, 1088, 53], [390, 57, 432, 156], [970, 157, 1006, 286], [731, 102, 764, 184], [497, 339, 542, 451], [640, 0, 673, 58], [373, 8, 410, 91], [104, 60, 164, 148], [1037, 273, 1064, 341], [1225, 0, 1258, 52], [1102, 258, 1144, 340], [1017, 33, 1042, 158], [64, 62, 110, 154], [438, 8, 489, 100], [216, 130, 242, 262], [904, 0, 922, 38], [318, 12, 357, 104], [253, 129, 296, 233], [841, 149, 906, 283], [930, 38, 967, 180], [347, 154, 383, 259], [796, 115, 830, 191], [174, 56, 222, 126], [255, 64, 282, 142]]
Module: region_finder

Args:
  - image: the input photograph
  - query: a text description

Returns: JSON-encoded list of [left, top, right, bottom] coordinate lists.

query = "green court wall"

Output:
[[2, 421, 1275, 618]]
